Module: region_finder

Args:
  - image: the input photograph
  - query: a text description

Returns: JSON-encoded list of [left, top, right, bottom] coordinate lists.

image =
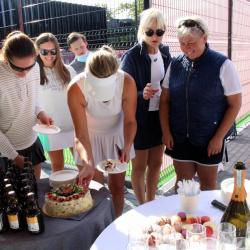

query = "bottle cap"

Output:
[[235, 161, 245, 170]]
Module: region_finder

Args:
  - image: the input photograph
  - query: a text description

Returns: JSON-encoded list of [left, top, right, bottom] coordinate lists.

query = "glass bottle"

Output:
[[4, 184, 15, 205], [0, 197, 9, 233], [23, 162, 38, 195], [21, 171, 37, 196], [6, 190, 26, 232], [0, 166, 4, 182], [0, 156, 8, 173], [5, 172, 14, 185], [4, 184, 14, 197], [6, 167, 18, 191], [0, 169, 4, 196], [10, 163, 21, 188], [21, 179, 34, 193], [20, 185, 33, 211], [221, 161, 250, 237], [25, 192, 44, 234]]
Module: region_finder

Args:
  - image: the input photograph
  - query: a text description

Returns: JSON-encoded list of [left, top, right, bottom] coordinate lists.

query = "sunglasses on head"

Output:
[[39, 49, 57, 56], [145, 29, 165, 37], [178, 19, 205, 33], [8, 58, 36, 72]]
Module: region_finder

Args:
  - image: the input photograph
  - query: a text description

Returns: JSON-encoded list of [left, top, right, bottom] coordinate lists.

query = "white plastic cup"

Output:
[[179, 193, 200, 213]]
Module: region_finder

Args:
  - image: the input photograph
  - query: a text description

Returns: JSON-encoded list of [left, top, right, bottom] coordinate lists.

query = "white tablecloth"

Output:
[[91, 190, 224, 250]]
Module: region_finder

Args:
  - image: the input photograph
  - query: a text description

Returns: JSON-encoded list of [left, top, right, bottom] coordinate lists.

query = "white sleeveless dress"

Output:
[[74, 70, 135, 166]]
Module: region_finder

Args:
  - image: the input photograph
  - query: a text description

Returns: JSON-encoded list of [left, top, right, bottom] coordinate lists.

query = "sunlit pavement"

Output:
[[41, 121, 250, 214]]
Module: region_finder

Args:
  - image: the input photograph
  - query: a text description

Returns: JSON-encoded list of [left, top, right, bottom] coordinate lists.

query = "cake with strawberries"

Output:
[[43, 183, 94, 217]]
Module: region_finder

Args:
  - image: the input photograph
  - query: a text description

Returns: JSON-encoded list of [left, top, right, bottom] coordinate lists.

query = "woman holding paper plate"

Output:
[[0, 31, 53, 179], [67, 45, 137, 218], [35, 33, 79, 173]]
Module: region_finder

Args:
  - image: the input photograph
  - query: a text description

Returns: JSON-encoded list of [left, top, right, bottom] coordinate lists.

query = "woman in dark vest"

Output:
[[160, 16, 242, 192]]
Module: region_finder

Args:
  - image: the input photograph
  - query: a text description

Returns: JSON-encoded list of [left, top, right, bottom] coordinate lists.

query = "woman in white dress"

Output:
[[35, 33, 78, 172], [67, 45, 137, 218]]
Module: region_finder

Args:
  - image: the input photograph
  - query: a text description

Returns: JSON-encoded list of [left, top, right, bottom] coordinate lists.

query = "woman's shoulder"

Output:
[[64, 64, 75, 71], [123, 70, 136, 86], [64, 64, 77, 78], [68, 72, 85, 89], [159, 44, 171, 55], [121, 43, 141, 58]]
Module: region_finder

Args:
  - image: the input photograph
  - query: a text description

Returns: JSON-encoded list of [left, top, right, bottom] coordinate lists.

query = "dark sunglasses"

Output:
[[39, 49, 57, 56], [178, 19, 205, 33], [145, 29, 165, 37], [8, 58, 36, 72]]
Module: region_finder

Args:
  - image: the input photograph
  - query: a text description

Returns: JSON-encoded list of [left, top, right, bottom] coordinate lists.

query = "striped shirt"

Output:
[[0, 61, 44, 160]]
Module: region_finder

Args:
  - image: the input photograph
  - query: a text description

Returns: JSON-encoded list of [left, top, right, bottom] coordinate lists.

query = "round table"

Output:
[[0, 178, 115, 250], [91, 190, 224, 250]]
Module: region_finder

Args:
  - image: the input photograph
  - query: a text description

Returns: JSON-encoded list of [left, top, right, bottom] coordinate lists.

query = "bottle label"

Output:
[[27, 217, 39, 232], [236, 170, 243, 187], [0, 214, 3, 230], [8, 214, 19, 229]]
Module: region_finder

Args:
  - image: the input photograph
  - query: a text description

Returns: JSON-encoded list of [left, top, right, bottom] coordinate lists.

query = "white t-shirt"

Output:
[[162, 59, 242, 95], [148, 49, 164, 111]]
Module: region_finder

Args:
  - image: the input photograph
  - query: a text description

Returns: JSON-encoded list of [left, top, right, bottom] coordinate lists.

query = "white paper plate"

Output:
[[97, 159, 129, 174], [221, 178, 250, 205], [49, 170, 78, 187], [32, 124, 61, 135]]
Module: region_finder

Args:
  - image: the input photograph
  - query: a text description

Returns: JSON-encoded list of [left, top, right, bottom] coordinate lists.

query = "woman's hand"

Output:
[[207, 136, 223, 157], [37, 111, 54, 126], [162, 131, 174, 150], [13, 155, 25, 169], [75, 166, 95, 186], [120, 146, 131, 163], [143, 83, 159, 100]]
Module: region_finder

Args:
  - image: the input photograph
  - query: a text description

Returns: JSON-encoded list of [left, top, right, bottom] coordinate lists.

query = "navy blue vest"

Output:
[[121, 42, 172, 125], [169, 44, 232, 146]]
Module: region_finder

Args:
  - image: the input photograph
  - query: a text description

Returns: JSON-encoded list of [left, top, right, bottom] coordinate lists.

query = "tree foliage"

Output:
[[115, 0, 144, 21], [96, 4, 114, 20]]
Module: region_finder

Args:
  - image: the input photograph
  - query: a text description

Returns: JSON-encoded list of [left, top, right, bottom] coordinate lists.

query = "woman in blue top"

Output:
[[121, 8, 172, 204], [160, 16, 242, 192]]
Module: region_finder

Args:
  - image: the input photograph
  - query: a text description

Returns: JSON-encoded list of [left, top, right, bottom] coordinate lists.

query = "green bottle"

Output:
[[221, 162, 250, 237], [25, 192, 45, 234]]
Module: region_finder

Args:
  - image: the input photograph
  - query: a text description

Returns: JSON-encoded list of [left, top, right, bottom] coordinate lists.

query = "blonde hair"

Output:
[[86, 45, 119, 78], [176, 16, 209, 40], [35, 33, 71, 86], [137, 8, 167, 43]]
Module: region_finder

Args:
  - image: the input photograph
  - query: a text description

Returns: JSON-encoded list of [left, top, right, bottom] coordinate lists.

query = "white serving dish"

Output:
[[221, 178, 250, 205], [49, 170, 78, 187]]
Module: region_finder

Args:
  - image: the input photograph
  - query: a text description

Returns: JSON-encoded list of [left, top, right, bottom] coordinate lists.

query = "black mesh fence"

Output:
[[0, 0, 144, 50]]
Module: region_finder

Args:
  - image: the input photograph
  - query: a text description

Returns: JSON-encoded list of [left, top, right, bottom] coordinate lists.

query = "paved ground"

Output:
[[41, 121, 250, 214]]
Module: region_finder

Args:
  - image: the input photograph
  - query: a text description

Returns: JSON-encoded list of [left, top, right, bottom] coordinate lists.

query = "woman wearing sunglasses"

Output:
[[160, 16, 242, 192], [35, 33, 79, 173], [0, 31, 53, 178], [121, 8, 172, 205]]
